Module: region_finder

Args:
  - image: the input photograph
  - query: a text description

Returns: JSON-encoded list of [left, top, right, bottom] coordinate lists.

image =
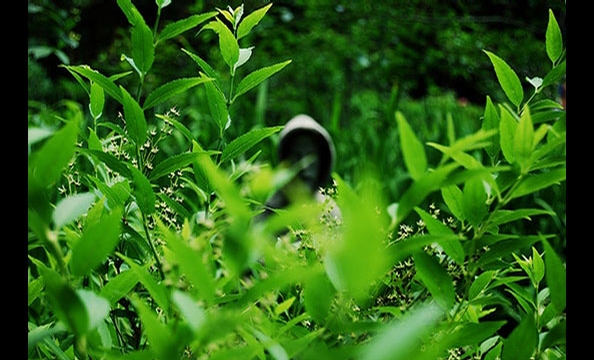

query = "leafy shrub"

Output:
[[28, 3, 565, 360]]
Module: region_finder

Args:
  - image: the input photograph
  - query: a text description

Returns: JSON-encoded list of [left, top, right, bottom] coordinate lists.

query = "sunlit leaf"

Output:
[[545, 9, 563, 63], [220, 126, 282, 164], [158, 12, 217, 43], [53, 192, 96, 230], [484, 50, 524, 108], [233, 60, 292, 101], [237, 3, 273, 39], [396, 111, 427, 180]]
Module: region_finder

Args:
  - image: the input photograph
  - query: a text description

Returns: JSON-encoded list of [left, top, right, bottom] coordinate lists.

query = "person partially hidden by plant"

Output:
[[257, 114, 340, 224]]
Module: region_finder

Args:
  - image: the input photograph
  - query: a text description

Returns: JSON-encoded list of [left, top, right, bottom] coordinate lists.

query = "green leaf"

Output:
[[90, 81, 105, 119], [303, 271, 336, 323], [509, 167, 565, 200], [81, 149, 132, 178], [121, 85, 148, 146], [274, 297, 296, 316], [160, 222, 216, 305], [119, 254, 170, 311], [149, 151, 202, 181], [359, 302, 443, 360], [541, 239, 566, 313], [237, 3, 273, 39], [499, 105, 518, 164], [462, 176, 488, 228], [546, 9, 563, 63], [143, 76, 213, 110], [204, 79, 229, 135], [484, 50, 524, 108], [413, 251, 455, 311], [482, 96, 501, 159], [220, 126, 283, 164], [502, 312, 537, 360], [172, 290, 207, 334], [414, 207, 464, 265], [130, 296, 178, 359], [542, 59, 566, 88], [396, 111, 427, 180], [157, 12, 217, 44], [52, 192, 96, 230], [70, 204, 123, 276], [445, 321, 506, 348], [116, 0, 144, 27], [204, 19, 239, 70], [441, 185, 465, 221], [490, 208, 555, 227], [76, 290, 110, 332], [28, 116, 79, 193], [64, 65, 123, 104], [99, 269, 139, 306], [514, 108, 534, 171], [131, 20, 154, 76], [128, 165, 155, 215], [468, 270, 496, 300], [182, 48, 219, 81], [232, 60, 292, 102]]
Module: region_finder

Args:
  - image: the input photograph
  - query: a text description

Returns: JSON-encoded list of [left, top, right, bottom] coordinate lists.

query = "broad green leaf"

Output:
[[121, 85, 148, 146], [182, 48, 219, 81], [546, 9, 563, 63], [116, 0, 144, 27], [396, 111, 427, 180], [395, 163, 459, 225], [509, 167, 565, 200], [128, 14, 154, 76], [87, 128, 102, 151], [81, 149, 132, 178], [414, 207, 465, 265], [52, 192, 96, 230], [70, 204, 123, 276], [441, 185, 465, 221], [413, 251, 455, 311], [90, 81, 105, 119], [531, 247, 545, 285], [64, 65, 123, 104], [76, 290, 110, 331], [252, 328, 289, 360], [490, 208, 555, 227], [220, 126, 283, 164], [99, 269, 139, 306], [428, 142, 483, 169], [172, 290, 207, 334], [28, 127, 53, 148], [204, 19, 239, 70], [274, 297, 296, 316], [204, 79, 229, 135], [237, 3, 272, 39], [476, 236, 542, 268], [542, 59, 566, 88], [128, 165, 155, 215], [233, 60, 292, 102], [156, 0, 171, 10], [359, 302, 443, 360], [157, 12, 217, 43], [149, 151, 202, 181], [541, 239, 566, 313], [445, 321, 506, 348], [499, 105, 517, 164], [38, 266, 89, 335], [28, 116, 79, 193], [482, 96, 501, 159], [303, 271, 336, 323], [119, 254, 170, 311], [160, 221, 216, 305], [325, 176, 390, 303], [502, 312, 537, 360], [130, 296, 178, 359], [484, 50, 524, 108], [514, 108, 534, 171], [462, 177, 488, 228], [143, 76, 213, 110], [468, 270, 496, 300]]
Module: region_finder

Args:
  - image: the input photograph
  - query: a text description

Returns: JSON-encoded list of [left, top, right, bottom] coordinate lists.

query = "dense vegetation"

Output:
[[29, 1, 565, 359]]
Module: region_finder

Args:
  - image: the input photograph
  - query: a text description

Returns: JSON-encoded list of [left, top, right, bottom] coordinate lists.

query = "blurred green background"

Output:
[[28, 0, 566, 200]]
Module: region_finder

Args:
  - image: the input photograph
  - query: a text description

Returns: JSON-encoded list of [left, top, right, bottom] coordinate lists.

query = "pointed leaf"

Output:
[[149, 151, 202, 181], [414, 207, 464, 265], [462, 176, 488, 228], [130, 296, 178, 359], [502, 313, 537, 360], [220, 126, 283, 164], [77, 289, 110, 331], [482, 96, 500, 159], [182, 48, 218, 80], [99, 269, 139, 306], [514, 108, 534, 170], [546, 9, 563, 63], [441, 185, 465, 221], [484, 51, 524, 107], [204, 19, 239, 70], [413, 251, 455, 311], [204, 79, 229, 134], [64, 65, 123, 104], [509, 167, 565, 200], [70, 204, 123, 276], [237, 3, 273, 39], [119, 254, 170, 311], [90, 81, 105, 119], [541, 239, 566, 313], [131, 20, 154, 76], [121, 85, 148, 146], [499, 105, 517, 164], [157, 12, 217, 44], [396, 111, 427, 180], [143, 76, 213, 110], [81, 149, 132, 178], [128, 165, 155, 215], [53, 192, 96, 230], [233, 60, 292, 101]]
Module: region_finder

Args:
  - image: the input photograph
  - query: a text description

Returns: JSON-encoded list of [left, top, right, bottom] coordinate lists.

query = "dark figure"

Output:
[[258, 114, 336, 221]]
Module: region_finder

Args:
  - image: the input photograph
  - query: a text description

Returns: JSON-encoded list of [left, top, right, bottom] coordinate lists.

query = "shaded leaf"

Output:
[[128, 165, 155, 215], [502, 313, 537, 360], [121, 85, 147, 146], [509, 168, 565, 200], [158, 12, 217, 43], [143, 76, 213, 110], [220, 126, 282, 164], [541, 239, 566, 313], [149, 151, 203, 181], [99, 269, 139, 306], [413, 251, 455, 311], [63, 65, 123, 104], [233, 60, 292, 101]]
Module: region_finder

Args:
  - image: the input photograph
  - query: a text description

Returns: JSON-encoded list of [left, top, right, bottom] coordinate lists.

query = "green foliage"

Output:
[[29, 3, 565, 360]]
